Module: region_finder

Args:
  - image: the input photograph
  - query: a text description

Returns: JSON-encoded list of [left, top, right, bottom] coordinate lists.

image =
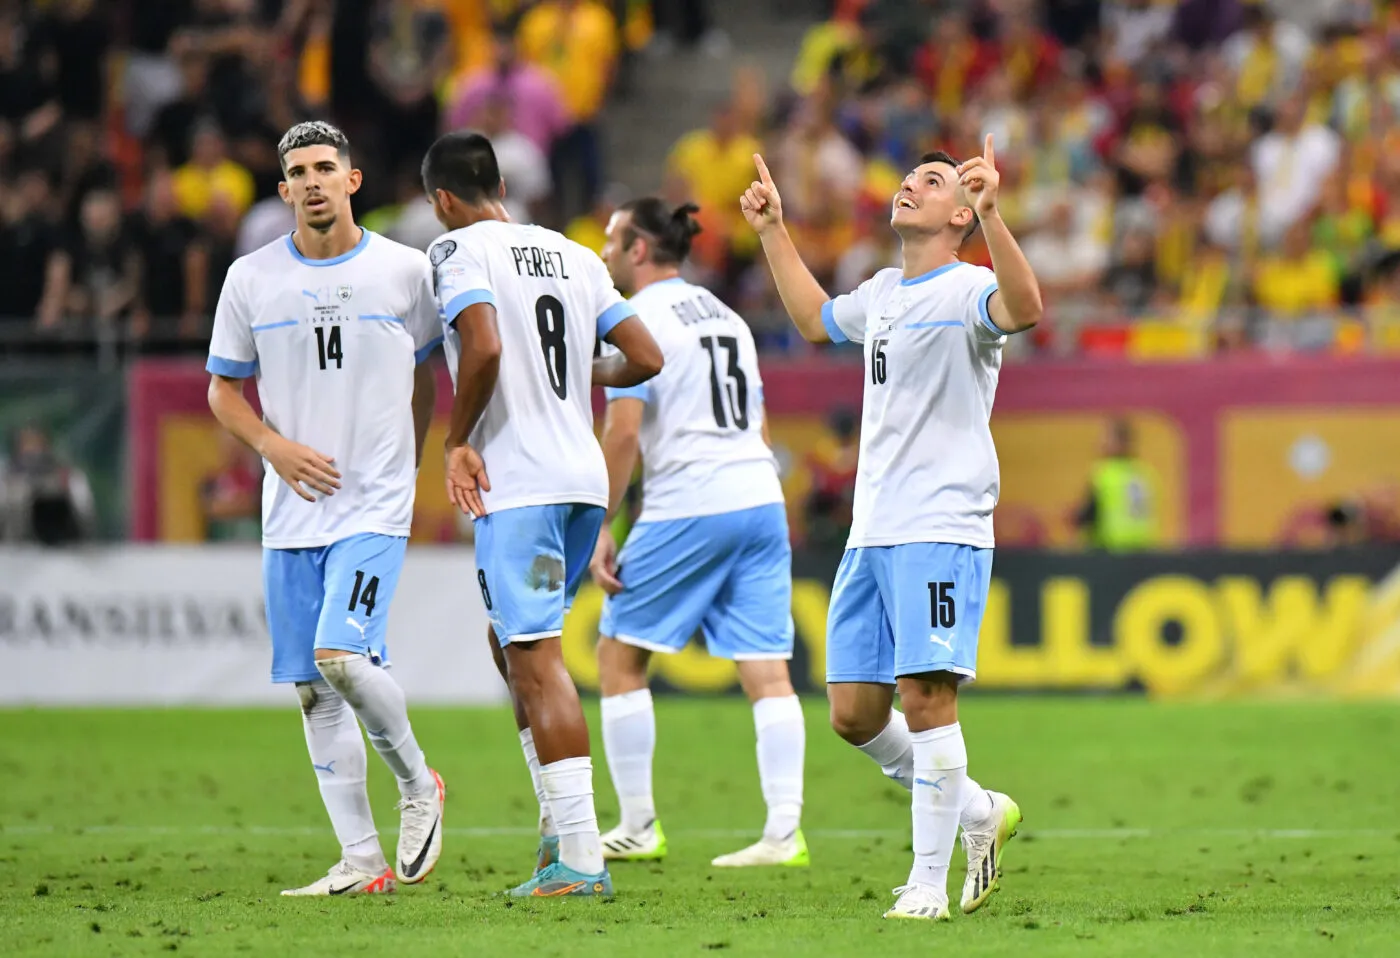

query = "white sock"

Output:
[[855, 709, 914, 790], [753, 695, 804, 841], [297, 680, 385, 874], [600, 689, 656, 833], [961, 776, 995, 829], [518, 728, 556, 838], [315, 654, 435, 799], [540, 756, 605, 875], [908, 723, 968, 894]]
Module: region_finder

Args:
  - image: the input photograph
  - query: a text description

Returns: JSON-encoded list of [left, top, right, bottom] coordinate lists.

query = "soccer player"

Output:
[[589, 198, 807, 868], [206, 121, 446, 896], [421, 131, 663, 897], [740, 136, 1039, 920]]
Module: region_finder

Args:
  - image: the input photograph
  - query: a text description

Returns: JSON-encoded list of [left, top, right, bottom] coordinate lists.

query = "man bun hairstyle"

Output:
[[278, 120, 351, 171], [620, 197, 703, 266], [422, 131, 502, 205], [918, 150, 980, 242]]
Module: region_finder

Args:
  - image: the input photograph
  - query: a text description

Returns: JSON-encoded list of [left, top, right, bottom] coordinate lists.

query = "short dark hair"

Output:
[[421, 131, 501, 204], [618, 197, 703, 266], [277, 121, 351, 172], [917, 150, 979, 242]]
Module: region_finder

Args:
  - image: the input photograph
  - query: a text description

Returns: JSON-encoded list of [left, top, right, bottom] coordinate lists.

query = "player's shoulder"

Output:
[[852, 267, 904, 302], [224, 233, 293, 287], [363, 230, 431, 268]]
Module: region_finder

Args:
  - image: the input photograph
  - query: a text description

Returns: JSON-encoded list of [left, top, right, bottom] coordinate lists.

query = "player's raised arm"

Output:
[[958, 135, 1043, 333], [741, 154, 832, 343]]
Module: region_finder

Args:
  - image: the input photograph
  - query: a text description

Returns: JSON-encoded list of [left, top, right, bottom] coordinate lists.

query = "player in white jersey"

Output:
[[586, 198, 808, 868], [206, 122, 446, 896], [420, 131, 663, 898], [741, 137, 1042, 921]]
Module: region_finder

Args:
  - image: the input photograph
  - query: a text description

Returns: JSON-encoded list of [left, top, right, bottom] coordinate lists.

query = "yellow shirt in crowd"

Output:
[[667, 128, 763, 239], [1253, 251, 1340, 316], [172, 160, 255, 220], [517, 0, 619, 121]]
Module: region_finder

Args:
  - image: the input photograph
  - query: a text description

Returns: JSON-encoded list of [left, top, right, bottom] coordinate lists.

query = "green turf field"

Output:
[[2, 697, 1397, 957]]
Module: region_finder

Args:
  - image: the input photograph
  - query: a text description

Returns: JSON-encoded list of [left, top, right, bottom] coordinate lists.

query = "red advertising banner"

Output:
[[130, 356, 1400, 546]]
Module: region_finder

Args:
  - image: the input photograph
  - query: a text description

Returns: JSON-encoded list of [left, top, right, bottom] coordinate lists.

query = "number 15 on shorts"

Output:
[[929, 581, 956, 628]]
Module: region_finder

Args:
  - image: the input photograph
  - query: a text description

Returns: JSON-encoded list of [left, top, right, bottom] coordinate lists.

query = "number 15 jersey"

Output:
[[821, 261, 1005, 550], [429, 220, 636, 514]]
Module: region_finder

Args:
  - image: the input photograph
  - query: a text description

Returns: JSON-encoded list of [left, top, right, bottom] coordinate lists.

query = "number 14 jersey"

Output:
[[206, 230, 443, 549], [429, 220, 636, 514]]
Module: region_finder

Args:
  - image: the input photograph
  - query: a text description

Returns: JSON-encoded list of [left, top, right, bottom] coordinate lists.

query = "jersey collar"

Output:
[[898, 261, 965, 286], [284, 228, 371, 267]]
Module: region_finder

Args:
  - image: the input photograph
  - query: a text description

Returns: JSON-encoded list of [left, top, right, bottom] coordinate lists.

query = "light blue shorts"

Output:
[[599, 503, 794, 660], [475, 503, 607, 644], [826, 542, 993, 684], [263, 532, 408, 683]]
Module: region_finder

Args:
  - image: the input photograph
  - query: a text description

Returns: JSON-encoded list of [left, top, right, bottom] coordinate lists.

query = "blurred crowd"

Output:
[[0, 0, 724, 350], [659, 0, 1400, 356], [12, 0, 1400, 361]]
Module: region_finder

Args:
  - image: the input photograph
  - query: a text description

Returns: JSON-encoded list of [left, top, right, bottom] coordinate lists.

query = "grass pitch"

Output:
[[2, 697, 1398, 957]]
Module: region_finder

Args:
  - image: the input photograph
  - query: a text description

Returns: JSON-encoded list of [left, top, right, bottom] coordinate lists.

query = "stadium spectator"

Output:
[[367, 0, 454, 174], [665, 102, 764, 271], [516, 0, 621, 221], [470, 93, 552, 226], [172, 122, 256, 222], [802, 407, 859, 549], [37, 187, 137, 334], [0, 424, 96, 545], [1073, 418, 1160, 552], [1253, 219, 1341, 318], [129, 170, 207, 340], [200, 431, 261, 542], [1251, 93, 1342, 247], [443, 26, 570, 155], [0, 169, 59, 326]]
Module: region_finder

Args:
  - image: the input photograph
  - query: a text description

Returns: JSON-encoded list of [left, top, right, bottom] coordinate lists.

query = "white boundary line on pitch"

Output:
[[1, 825, 1393, 840]]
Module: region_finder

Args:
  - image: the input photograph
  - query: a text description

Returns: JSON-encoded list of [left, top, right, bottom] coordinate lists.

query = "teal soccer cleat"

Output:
[[509, 862, 614, 898], [534, 834, 560, 876]]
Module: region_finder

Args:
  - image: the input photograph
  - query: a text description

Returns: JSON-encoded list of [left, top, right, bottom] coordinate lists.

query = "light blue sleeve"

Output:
[[433, 233, 495, 326], [206, 264, 257, 378], [408, 256, 444, 363], [821, 279, 871, 344], [604, 383, 651, 402], [592, 255, 637, 338]]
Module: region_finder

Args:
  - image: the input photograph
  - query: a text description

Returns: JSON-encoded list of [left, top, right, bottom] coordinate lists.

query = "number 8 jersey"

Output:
[[429, 220, 636, 514], [206, 230, 443, 549]]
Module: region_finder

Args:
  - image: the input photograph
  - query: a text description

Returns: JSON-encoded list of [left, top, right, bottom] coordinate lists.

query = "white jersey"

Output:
[[822, 261, 1005, 549], [605, 278, 782, 522], [429, 220, 635, 513], [207, 230, 443, 549]]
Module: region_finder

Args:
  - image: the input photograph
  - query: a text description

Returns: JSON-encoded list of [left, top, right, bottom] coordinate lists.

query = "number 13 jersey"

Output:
[[429, 220, 636, 514], [821, 261, 1006, 550], [606, 278, 782, 523], [206, 230, 443, 549]]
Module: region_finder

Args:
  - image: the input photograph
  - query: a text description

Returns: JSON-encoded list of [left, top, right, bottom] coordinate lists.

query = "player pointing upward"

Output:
[[422, 131, 663, 897], [742, 136, 1039, 921], [206, 121, 446, 896]]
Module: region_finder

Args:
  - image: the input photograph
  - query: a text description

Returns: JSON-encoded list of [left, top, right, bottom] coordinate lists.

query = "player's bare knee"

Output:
[[829, 699, 885, 745], [897, 672, 960, 731], [737, 659, 794, 703], [597, 637, 650, 696]]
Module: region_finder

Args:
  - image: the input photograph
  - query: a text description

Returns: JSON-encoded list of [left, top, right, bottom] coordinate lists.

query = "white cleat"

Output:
[[280, 860, 395, 896], [601, 820, 667, 861], [396, 768, 445, 884], [883, 883, 951, 921], [711, 828, 809, 867], [960, 790, 1022, 914]]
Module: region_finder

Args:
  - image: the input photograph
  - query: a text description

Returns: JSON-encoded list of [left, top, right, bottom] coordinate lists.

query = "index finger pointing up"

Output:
[[754, 153, 774, 187], [984, 133, 995, 169]]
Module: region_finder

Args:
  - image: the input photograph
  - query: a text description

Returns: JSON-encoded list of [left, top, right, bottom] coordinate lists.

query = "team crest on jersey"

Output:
[[429, 240, 457, 268], [337, 285, 353, 302]]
